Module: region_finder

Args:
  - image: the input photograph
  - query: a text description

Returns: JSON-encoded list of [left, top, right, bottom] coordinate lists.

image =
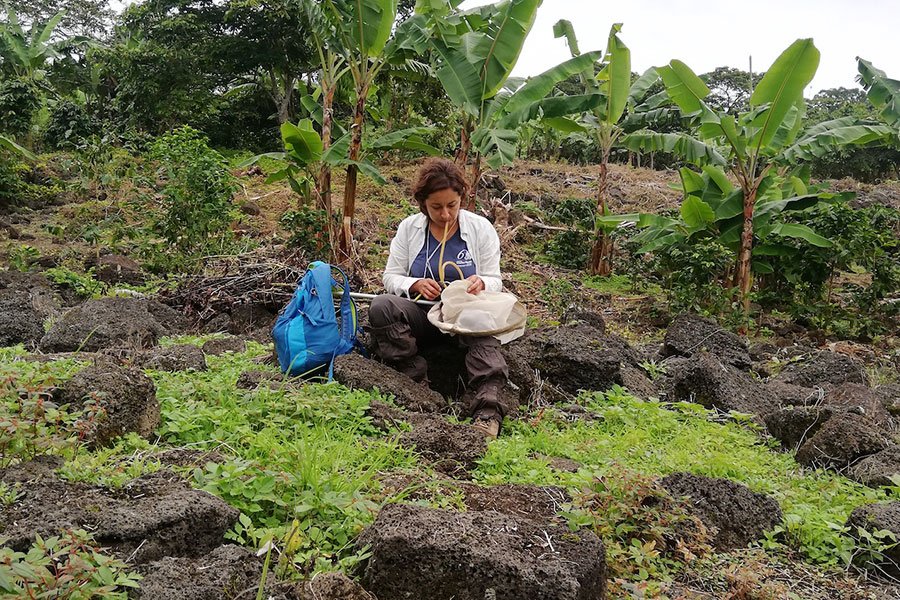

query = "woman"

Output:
[[370, 158, 508, 439]]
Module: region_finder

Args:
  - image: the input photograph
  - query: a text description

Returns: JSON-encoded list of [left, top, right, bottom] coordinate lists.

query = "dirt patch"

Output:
[[659, 473, 783, 551], [296, 572, 375, 600], [359, 502, 606, 600], [0, 470, 239, 564]]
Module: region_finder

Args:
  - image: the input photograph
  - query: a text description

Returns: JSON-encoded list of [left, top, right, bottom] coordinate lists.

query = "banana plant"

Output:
[[0, 134, 37, 160], [414, 0, 544, 208], [553, 20, 697, 276], [626, 39, 897, 319], [627, 165, 850, 276], [856, 58, 900, 129], [0, 10, 78, 81]]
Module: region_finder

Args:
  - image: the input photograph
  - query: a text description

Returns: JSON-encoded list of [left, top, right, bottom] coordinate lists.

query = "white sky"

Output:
[[460, 0, 900, 96]]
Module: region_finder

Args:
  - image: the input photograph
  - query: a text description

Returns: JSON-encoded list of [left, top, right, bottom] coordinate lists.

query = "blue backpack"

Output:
[[273, 261, 359, 377]]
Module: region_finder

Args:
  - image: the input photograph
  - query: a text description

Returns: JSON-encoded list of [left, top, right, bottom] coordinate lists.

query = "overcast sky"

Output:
[[459, 0, 900, 96]]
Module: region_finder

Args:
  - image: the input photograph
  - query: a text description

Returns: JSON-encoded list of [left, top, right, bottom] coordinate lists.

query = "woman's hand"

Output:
[[410, 278, 442, 300], [465, 275, 485, 295]]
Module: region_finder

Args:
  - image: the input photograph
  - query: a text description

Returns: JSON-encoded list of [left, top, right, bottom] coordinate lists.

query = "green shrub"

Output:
[[0, 530, 141, 597], [149, 126, 237, 258], [44, 100, 102, 150], [280, 207, 331, 256], [544, 198, 595, 269], [653, 238, 735, 315], [0, 79, 40, 138]]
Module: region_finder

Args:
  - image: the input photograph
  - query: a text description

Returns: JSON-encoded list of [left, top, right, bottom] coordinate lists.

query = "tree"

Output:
[[1, 0, 112, 37], [700, 66, 761, 115]]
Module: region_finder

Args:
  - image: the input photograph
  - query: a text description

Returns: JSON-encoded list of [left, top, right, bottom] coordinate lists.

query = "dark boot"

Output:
[[471, 378, 504, 439]]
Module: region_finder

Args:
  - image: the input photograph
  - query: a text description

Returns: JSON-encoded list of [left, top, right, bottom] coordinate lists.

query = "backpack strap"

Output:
[[329, 264, 355, 345], [307, 261, 337, 320]]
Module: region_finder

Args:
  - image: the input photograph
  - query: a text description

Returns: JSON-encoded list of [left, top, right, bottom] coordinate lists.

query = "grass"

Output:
[[1, 339, 896, 594]]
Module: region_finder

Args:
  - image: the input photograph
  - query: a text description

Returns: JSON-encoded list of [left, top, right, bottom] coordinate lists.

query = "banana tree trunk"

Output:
[[338, 87, 368, 263], [736, 186, 758, 319], [319, 83, 337, 261], [589, 159, 612, 275], [466, 153, 481, 212], [456, 117, 472, 168]]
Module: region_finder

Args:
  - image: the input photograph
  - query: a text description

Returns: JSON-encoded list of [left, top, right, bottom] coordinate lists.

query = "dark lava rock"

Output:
[[773, 350, 868, 387], [663, 313, 751, 370], [846, 501, 900, 577], [0, 288, 45, 348], [202, 313, 232, 334], [133, 544, 272, 600], [849, 446, 900, 488], [239, 201, 262, 216], [296, 572, 376, 600], [55, 363, 159, 447], [619, 364, 658, 399], [201, 336, 247, 356], [93, 254, 145, 286], [0, 271, 60, 347], [764, 406, 833, 450], [138, 344, 207, 372], [333, 353, 446, 414], [40, 297, 171, 352], [235, 369, 288, 390], [795, 413, 891, 470], [153, 448, 228, 468], [503, 324, 641, 402], [0, 455, 63, 484], [748, 342, 778, 362], [875, 384, 900, 417], [561, 306, 606, 333], [666, 352, 777, 417], [827, 383, 894, 430], [0, 471, 239, 564], [660, 473, 782, 550], [398, 416, 488, 477], [765, 380, 825, 407], [359, 503, 606, 600], [145, 300, 190, 334], [229, 303, 275, 334], [458, 483, 569, 524]]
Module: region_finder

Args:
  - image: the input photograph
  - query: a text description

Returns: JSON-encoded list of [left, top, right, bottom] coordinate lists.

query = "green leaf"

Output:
[[783, 120, 896, 162], [323, 132, 352, 164], [657, 59, 710, 116], [627, 67, 659, 107], [345, 0, 397, 56], [702, 165, 733, 195], [542, 116, 586, 133], [637, 231, 686, 253], [498, 93, 603, 129], [281, 121, 323, 164], [432, 40, 482, 116], [350, 158, 386, 185], [0, 134, 36, 160], [680, 196, 715, 229], [770, 223, 833, 247], [856, 58, 900, 127], [472, 126, 517, 167], [503, 51, 602, 117], [596, 212, 640, 232], [678, 167, 704, 196], [599, 23, 631, 125], [621, 131, 726, 166], [480, 0, 541, 99], [750, 39, 820, 150]]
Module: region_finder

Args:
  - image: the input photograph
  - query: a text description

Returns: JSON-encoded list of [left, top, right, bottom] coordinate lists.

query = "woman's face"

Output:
[[424, 188, 461, 227]]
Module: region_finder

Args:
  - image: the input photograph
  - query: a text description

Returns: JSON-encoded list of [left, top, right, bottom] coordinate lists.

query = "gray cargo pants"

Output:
[[369, 294, 509, 418]]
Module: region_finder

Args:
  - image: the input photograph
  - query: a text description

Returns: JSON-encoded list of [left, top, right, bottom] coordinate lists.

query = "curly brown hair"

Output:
[[412, 158, 468, 213]]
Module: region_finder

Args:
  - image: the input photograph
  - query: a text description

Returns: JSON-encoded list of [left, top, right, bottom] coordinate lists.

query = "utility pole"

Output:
[[749, 56, 754, 96]]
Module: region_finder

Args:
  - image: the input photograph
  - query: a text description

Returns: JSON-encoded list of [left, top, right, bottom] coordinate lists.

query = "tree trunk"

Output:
[[271, 71, 296, 125], [338, 87, 367, 264], [456, 117, 472, 168], [467, 153, 482, 212], [736, 187, 757, 320], [589, 160, 612, 275], [319, 83, 337, 261]]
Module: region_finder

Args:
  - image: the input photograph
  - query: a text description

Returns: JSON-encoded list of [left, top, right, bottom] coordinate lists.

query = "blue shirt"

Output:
[[409, 228, 476, 283]]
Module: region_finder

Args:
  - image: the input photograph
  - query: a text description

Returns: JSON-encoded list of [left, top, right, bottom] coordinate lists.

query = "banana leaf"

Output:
[[621, 131, 726, 166], [857, 58, 900, 127], [749, 39, 819, 150], [480, 0, 541, 100]]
